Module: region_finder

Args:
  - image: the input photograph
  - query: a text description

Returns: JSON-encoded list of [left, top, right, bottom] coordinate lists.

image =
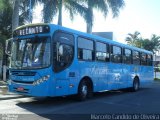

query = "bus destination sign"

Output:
[[13, 25, 50, 37]]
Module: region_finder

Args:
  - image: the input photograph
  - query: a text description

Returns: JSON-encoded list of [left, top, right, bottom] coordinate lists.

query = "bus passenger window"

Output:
[[78, 37, 94, 61], [147, 54, 153, 66], [111, 46, 122, 63], [141, 53, 147, 65], [57, 44, 73, 66], [133, 51, 140, 65], [96, 42, 110, 62], [123, 48, 132, 64]]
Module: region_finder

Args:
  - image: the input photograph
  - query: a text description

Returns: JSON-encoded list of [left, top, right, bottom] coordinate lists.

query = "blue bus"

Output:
[[8, 23, 153, 100]]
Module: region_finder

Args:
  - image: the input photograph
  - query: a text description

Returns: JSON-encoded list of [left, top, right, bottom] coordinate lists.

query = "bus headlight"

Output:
[[33, 75, 50, 86]]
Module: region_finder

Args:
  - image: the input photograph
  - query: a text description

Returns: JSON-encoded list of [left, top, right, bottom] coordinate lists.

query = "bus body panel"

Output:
[[9, 67, 56, 97]]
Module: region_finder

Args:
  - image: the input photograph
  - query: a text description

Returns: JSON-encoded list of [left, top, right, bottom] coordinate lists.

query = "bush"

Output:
[[154, 78, 160, 81]]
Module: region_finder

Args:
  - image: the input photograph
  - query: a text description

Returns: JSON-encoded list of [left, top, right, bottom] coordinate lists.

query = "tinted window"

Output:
[[96, 42, 106, 52], [53, 31, 74, 72], [78, 37, 93, 50], [141, 53, 147, 65], [133, 51, 140, 65], [78, 37, 94, 61], [147, 54, 153, 66], [123, 48, 132, 64], [111, 46, 122, 63], [96, 42, 109, 62]]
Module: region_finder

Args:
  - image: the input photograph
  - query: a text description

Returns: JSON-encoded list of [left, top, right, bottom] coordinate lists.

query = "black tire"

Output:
[[77, 80, 93, 101], [132, 78, 140, 92]]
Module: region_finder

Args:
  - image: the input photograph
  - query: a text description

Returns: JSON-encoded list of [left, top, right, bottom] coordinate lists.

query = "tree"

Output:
[[0, 0, 12, 47], [19, 0, 38, 24], [125, 31, 142, 47], [40, 0, 124, 33], [12, 0, 20, 31], [126, 32, 160, 53], [78, 0, 125, 33], [0, 0, 12, 65], [12, 0, 38, 31], [40, 0, 86, 26], [141, 34, 160, 53], [40, 0, 58, 23], [0, 0, 39, 79], [0, 0, 4, 11], [83, 0, 108, 33]]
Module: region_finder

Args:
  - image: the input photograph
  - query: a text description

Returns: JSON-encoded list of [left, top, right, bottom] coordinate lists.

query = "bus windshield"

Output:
[[11, 37, 50, 69]]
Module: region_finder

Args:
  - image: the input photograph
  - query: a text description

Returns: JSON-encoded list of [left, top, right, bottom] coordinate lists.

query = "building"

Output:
[[92, 32, 114, 40]]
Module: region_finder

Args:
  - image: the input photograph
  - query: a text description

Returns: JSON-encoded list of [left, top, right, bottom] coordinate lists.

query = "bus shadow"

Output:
[[92, 87, 150, 99], [16, 87, 151, 119]]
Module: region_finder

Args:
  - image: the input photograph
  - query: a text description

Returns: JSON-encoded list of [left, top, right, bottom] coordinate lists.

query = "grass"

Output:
[[154, 78, 160, 81]]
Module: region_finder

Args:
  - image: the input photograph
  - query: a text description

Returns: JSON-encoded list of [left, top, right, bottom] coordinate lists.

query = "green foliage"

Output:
[[39, 0, 88, 26], [19, 0, 38, 24], [126, 32, 160, 53], [0, 44, 3, 59], [0, 0, 12, 36], [12, 0, 38, 31], [125, 31, 141, 47], [77, 0, 125, 33], [154, 78, 160, 81], [0, 0, 12, 59], [38, 0, 125, 33], [0, 0, 12, 64], [41, 0, 58, 23], [0, 0, 3, 10]]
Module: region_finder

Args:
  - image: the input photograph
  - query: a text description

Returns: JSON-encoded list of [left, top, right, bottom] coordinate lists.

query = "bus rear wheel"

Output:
[[132, 78, 140, 92], [77, 80, 93, 101]]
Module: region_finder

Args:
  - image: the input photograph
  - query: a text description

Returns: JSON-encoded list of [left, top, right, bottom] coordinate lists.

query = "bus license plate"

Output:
[[17, 87, 24, 91]]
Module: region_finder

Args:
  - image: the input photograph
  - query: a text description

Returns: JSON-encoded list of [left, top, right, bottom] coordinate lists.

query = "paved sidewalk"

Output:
[[0, 80, 7, 86], [0, 80, 8, 95], [0, 80, 25, 100]]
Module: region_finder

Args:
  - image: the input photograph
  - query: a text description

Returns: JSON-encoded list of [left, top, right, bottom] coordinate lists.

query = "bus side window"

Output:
[[133, 51, 140, 65], [78, 37, 94, 61], [141, 53, 147, 66], [111, 45, 122, 63], [147, 54, 153, 66], [96, 42, 110, 62], [53, 31, 74, 72], [123, 48, 132, 64]]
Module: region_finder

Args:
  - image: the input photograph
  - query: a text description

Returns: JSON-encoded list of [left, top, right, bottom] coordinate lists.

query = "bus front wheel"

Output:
[[77, 80, 92, 101]]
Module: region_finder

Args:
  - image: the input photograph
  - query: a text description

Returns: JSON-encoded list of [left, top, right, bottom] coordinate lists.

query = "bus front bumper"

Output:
[[8, 80, 54, 97]]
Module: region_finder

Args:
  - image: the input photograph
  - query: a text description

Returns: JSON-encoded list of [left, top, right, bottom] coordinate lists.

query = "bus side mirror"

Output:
[[5, 38, 12, 56]]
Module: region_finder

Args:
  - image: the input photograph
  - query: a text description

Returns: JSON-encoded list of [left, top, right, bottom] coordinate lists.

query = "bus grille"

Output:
[[12, 80, 34, 85], [11, 71, 36, 76]]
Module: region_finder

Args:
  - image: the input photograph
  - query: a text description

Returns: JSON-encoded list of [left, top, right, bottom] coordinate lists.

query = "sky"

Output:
[[33, 0, 160, 44]]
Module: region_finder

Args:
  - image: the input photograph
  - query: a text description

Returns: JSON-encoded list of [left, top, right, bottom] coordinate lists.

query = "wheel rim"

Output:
[[82, 85, 87, 97], [134, 81, 139, 90]]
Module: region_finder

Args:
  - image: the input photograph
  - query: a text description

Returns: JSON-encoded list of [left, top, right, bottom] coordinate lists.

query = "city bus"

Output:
[[8, 23, 154, 100]]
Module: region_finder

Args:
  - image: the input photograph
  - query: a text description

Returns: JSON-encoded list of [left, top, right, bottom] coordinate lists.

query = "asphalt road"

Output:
[[0, 81, 160, 120]]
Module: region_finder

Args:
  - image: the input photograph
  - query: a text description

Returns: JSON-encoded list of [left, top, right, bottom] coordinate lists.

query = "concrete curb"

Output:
[[0, 85, 8, 94], [0, 85, 26, 100], [0, 94, 26, 100], [0, 90, 26, 100]]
